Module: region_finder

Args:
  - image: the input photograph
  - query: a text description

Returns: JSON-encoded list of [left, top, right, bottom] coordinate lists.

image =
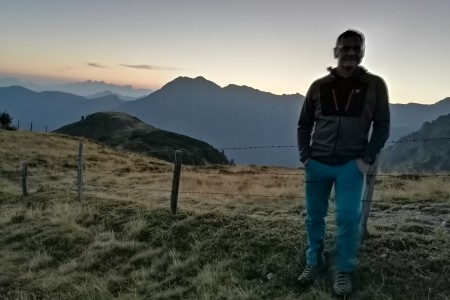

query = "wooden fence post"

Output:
[[77, 140, 84, 200], [170, 150, 183, 215], [22, 163, 28, 196], [360, 157, 379, 241]]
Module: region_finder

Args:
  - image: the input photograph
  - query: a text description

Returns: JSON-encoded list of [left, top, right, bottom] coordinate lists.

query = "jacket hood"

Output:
[[327, 66, 368, 79]]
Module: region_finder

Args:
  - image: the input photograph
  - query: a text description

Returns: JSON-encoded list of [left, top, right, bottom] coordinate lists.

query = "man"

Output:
[[296, 29, 390, 296]]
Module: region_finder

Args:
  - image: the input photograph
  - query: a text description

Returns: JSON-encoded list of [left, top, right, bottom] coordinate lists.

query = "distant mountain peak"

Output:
[[158, 76, 222, 94], [224, 83, 259, 92], [84, 79, 106, 84], [170, 75, 218, 85]]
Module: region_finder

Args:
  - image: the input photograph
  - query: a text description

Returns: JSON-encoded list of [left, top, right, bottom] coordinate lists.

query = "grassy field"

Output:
[[0, 130, 449, 299]]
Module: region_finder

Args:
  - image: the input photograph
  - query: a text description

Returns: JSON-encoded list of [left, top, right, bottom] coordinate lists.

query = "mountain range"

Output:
[[389, 98, 450, 141], [121, 76, 303, 166], [0, 77, 152, 99], [1, 76, 449, 166], [0, 86, 123, 131]]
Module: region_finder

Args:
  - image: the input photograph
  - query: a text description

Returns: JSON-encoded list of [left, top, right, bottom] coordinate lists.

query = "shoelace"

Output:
[[335, 272, 351, 292], [299, 265, 318, 280]]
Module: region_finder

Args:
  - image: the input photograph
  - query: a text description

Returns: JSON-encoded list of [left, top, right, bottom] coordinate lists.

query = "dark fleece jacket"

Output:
[[297, 66, 390, 165]]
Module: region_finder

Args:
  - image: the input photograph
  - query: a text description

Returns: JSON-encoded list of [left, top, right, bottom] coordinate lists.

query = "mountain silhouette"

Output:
[[86, 90, 141, 101], [122, 76, 303, 166], [380, 113, 450, 171], [54, 112, 229, 165]]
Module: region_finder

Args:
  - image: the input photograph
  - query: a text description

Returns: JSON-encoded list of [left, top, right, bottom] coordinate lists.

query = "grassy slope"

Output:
[[54, 112, 229, 166], [0, 130, 449, 300]]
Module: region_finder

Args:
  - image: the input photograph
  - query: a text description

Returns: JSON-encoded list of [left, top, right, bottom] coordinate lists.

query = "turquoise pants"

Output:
[[304, 159, 364, 272]]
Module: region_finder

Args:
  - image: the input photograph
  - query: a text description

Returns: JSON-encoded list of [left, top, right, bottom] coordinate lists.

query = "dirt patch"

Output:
[[370, 201, 450, 230]]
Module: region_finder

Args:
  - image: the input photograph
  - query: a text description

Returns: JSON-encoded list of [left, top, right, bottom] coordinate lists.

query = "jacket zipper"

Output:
[[332, 89, 339, 111], [332, 116, 341, 158], [345, 89, 355, 112], [332, 86, 352, 158]]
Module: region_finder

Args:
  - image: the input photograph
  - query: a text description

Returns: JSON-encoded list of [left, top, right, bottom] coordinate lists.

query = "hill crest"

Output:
[[54, 112, 229, 165]]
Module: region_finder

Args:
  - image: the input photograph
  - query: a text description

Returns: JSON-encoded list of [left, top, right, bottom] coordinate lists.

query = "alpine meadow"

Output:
[[0, 130, 449, 299], [3, 0, 450, 298]]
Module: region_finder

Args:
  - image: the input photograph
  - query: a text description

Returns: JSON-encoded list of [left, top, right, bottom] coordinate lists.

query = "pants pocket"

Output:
[[354, 159, 366, 175]]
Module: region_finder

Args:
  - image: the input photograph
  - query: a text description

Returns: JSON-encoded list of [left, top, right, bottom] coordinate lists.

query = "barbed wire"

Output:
[[368, 173, 450, 178], [82, 186, 447, 205], [181, 169, 303, 177], [4, 167, 449, 179], [85, 184, 171, 192], [130, 137, 450, 154], [180, 169, 450, 178], [385, 137, 450, 144], [86, 185, 284, 200], [86, 170, 174, 175]]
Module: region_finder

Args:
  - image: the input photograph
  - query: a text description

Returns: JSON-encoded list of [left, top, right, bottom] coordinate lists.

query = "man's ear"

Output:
[[361, 48, 365, 58], [333, 47, 339, 59]]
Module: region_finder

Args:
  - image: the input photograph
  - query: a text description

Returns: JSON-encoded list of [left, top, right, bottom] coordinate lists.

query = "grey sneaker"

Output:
[[297, 265, 322, 284], [333, 272, 352, 296]]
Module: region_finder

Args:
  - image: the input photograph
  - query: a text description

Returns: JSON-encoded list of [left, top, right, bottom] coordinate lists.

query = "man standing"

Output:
[[297, 29, 390, 296]]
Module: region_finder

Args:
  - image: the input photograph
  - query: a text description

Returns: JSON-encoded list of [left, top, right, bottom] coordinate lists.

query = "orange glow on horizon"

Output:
[[0, 69, 163, 90]]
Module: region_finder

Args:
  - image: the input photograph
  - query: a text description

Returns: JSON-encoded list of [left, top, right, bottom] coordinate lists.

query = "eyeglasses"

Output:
[[336, 45, 365, 53]]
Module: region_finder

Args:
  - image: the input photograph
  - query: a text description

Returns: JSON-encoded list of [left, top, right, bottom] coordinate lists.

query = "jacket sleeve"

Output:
[[363, 77, 390, 164], [297, 83, 316, 164]]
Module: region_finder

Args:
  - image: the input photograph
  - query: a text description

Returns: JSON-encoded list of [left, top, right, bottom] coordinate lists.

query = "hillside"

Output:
[[53, 112, 229, 166], [380, 113, 450, 172], [0, 130, 449, 299], [389, 97, 450, 141]]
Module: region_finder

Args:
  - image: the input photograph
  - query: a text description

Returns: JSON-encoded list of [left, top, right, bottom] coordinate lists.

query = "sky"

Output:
[[1, 0, 449, 104]]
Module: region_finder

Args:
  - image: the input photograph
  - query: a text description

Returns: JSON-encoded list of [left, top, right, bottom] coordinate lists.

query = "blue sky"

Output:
[[1, 0, 449, 104]]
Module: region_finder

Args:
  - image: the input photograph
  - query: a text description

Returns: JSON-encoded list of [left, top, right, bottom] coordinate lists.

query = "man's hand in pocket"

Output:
[[356, 159, 370, 174]]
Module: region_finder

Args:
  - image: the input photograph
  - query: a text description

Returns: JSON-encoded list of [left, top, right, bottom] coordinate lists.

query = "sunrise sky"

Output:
[[1, 0, 449, 104]]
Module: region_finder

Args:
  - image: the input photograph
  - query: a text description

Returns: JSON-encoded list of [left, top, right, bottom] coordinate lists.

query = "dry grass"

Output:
[[0, 130, 449, 299]]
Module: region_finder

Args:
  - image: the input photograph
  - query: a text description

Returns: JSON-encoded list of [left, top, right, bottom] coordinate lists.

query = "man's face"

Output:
[[334, 36, 365, 69]]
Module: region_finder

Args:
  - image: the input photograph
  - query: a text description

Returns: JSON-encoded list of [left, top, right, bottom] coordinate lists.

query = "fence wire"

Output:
[[82, 185, 441, 206], [181, 168, 450, 178], [134, 137, 450, 154]]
